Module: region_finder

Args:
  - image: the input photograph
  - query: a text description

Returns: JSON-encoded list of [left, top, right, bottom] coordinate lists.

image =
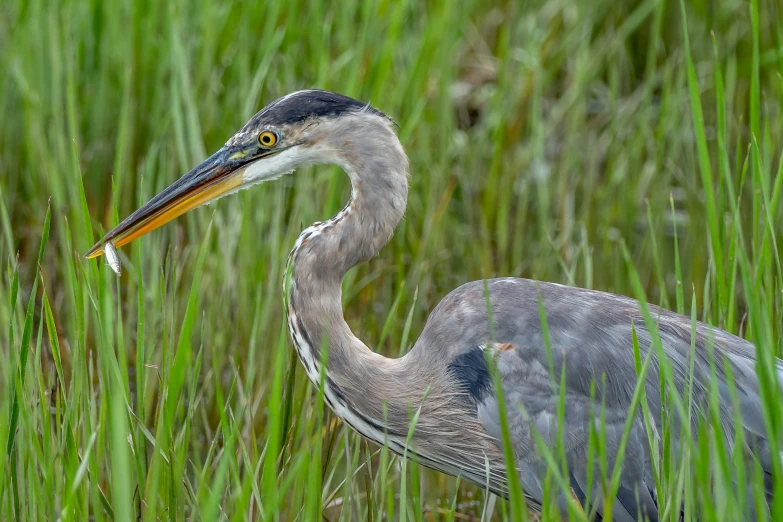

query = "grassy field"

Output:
[[1, 0, 782, 520]]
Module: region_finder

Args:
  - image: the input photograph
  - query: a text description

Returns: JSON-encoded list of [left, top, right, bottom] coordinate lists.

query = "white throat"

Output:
[[241, 147, 312, 185]]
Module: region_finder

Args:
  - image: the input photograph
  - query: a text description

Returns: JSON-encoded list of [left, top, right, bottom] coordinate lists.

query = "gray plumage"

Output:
[[88, 90, 782, 521]]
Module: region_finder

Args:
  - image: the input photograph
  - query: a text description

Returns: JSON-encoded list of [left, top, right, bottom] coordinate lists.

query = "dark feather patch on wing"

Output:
[[448, 347, 493, 403]]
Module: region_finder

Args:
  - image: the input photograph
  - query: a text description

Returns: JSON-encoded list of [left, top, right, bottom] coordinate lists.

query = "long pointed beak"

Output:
[[85, 144, 260, 259]]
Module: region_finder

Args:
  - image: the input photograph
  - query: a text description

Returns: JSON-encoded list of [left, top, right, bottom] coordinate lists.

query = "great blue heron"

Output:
[[86, 90, 779, 521]]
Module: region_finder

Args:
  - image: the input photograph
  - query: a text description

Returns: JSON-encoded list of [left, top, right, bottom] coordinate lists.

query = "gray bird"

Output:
[[87, 90, 780, 521]]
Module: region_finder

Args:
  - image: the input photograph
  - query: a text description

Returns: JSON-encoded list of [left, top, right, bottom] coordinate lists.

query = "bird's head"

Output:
[[85, 89, 393, 259]]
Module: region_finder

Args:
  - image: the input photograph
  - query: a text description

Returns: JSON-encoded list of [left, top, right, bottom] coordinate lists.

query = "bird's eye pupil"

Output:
[[259, 131, 277, 147]]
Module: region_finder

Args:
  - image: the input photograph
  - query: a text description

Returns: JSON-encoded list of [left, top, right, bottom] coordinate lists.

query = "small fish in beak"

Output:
[[104, 242, 122, 276]]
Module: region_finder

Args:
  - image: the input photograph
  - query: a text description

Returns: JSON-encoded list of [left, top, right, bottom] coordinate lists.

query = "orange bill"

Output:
[[85, 143, 268, 259]]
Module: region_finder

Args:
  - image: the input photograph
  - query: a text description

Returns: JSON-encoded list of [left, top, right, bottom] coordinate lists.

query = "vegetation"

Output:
[[1, 0, 781, 519]]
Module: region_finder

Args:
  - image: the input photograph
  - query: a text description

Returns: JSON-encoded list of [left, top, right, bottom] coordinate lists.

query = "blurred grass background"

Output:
[[1, 0, 782, 520]]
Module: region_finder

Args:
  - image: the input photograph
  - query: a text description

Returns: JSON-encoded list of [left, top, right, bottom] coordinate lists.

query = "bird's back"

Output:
[[414, 278, 775, 414]]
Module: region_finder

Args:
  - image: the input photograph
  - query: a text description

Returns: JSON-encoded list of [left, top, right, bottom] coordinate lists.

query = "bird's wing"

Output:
[[414, 277, 779, 520], [475, 340, 659, 522]]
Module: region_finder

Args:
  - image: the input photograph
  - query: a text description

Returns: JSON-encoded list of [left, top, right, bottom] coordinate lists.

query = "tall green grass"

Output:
[[1, 0, 782, 520]]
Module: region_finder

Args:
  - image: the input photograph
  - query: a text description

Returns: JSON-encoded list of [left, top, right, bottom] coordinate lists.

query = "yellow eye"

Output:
[[258, 131, 278, 147]]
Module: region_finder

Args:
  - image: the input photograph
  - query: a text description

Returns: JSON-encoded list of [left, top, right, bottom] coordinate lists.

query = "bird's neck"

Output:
[[284, 121, 410, 441], [283, 120, 509, 488]]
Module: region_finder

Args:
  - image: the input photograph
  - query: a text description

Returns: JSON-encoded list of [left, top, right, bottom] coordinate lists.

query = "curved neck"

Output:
[[285, 115, 410, 438], [283, 117, 508, 488]]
